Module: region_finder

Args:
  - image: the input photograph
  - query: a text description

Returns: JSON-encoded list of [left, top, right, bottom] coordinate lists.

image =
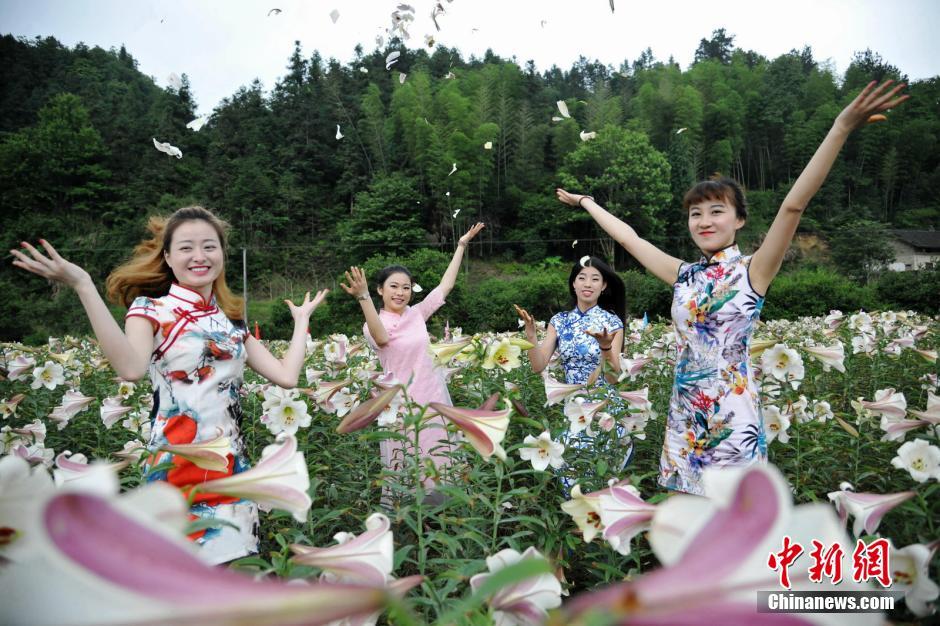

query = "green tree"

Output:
[[827, 220, 896, 283], [338, 174, 431, 262]]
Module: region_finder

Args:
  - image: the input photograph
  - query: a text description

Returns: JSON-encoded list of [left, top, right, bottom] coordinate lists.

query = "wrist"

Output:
[[577, 195, 595, 209], [356, 294, 369, 301], [457, 240, 467, 247], [600, 345, 612, 352]]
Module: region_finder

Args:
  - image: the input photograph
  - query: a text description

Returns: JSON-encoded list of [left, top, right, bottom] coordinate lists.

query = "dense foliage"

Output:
[[1, 31, 939, 341]]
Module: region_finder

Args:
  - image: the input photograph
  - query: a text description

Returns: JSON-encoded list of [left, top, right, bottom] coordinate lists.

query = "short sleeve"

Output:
[[549, 311, 565, 333], [413, 285, 446, 321], [363, 321, 380, 351], [605, 310, 624, 331], [126, 296, 159, 330]]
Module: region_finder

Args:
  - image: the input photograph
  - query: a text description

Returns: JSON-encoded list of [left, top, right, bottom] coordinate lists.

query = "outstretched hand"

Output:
[[10, 239, 91, 290], [584, 327, 615, 351], [340, 266, 370, 299], [459, 222, 485, 245], [835, 79, 909, 132], [285, 289, 329, 321], [513, 304, 538, 340], [556, 188, 590, 208]]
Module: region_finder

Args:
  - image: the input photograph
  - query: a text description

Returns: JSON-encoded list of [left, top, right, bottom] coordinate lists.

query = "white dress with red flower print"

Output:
[[127, 283, 258, 564], [661, 244, 768, 495]]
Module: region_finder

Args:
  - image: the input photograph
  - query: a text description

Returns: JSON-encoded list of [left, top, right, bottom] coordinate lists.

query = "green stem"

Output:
[[490, 461, 504, 552]]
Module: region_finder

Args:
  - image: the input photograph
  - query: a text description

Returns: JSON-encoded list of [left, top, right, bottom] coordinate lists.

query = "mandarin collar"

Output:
[[168, 282, 216, 310], [572, 304, 598, 318], [698, 243, 742, 265]]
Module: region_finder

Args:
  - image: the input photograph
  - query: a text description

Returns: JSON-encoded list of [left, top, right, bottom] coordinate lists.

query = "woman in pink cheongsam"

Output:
[[556, 80, 907, 495], [341, 223, 485, 496]]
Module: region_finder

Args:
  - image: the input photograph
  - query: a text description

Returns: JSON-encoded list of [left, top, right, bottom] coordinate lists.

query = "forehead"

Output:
[[576, 266, 603, 279], [170, 219, 219, 244], [383, 272, 412, 285]]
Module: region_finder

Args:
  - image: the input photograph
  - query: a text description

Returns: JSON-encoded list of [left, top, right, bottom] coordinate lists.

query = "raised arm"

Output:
[[557, 190, 683, 284], [513, 304, 556, 373], [439, 222, 485, 297], [749, 80, 908, 295], [246, 289, 328, 388], [10, 240, 154, 380], [340, 266, 388, 347]]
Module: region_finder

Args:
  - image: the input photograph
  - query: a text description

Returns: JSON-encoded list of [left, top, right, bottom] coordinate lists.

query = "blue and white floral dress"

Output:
[[550, 306, 632, 488], [661, 244, 768, 495]]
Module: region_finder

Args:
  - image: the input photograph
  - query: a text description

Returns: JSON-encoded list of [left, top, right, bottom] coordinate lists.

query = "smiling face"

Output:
[[377, 272, 413, 314], [163, 219, 224, 299], [572, 266, 607, 311], [688, 196, 745, 256]]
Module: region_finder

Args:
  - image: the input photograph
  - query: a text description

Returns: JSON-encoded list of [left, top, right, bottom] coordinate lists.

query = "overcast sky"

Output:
[[2, 0, 938, 115]]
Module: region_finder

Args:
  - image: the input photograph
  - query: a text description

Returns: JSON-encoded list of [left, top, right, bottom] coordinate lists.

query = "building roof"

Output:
[[891, 230, 940, 251]]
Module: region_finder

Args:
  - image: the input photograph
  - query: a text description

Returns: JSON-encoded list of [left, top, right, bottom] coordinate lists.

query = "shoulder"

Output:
[[598, 308, 623, 329], [549, 310, 569, 328]]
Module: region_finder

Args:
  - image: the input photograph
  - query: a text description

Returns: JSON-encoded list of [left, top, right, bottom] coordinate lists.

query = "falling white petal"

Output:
[[152, 138, 182, 159], [445, 191, 451, 197], [448, 163, 457, 176], [579, 130, 597, 141], [551, 116, 563, 122], [445, 71, 456, 79], [267, 8, 282, 17], [579, 255, 590, 266], [676, 127, 688, 134], [483, 141, 492, 150], [375, 35, 384, 47], [412, 283, 423, 293], [453, 209, 460, 218], [335, 125, 343, 140], [385, 51, 400, 70], [166, 73, 182, 91], [556, 100, 571, 118], [185, 116, 209, 132], [572, 240, 578, 248], [359, 67, 369, 73], [399, 72, 407, 84], [329, 9, 339, 23]]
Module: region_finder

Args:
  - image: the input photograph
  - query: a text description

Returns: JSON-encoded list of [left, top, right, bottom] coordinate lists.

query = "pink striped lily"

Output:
[[99, 396, 134, 429], [0, 393, 26, 418], [336, 385, 403, 433], [9, 418, 46, 445], [564, 396, 608, 435], [890, 540, 940, 618], [430, 401, 511, 461], [827, 482, 915, 537], [305, 379, 353, 413], [803, 341, 846, 373], [910, 392, 940, 424], [0, 455, 54, 561], [428, 337, 472, 365], [562, 465, 880, 625], [560, 483, 607, 543], [859, 387, 907, 419], [912, 347, 938, 363], [598, 483, 657, 556], [618, 386, 652, 411], [5, 355, 36, 381], [197, 434, 311, 523], [291, 512, 394, 584], [541, 372, 584, 406], [53, 451, 128, 489], [617, 353, 652, 381], [47, 389, 95, 430], [879, 415, 931, 442], [0, 488, 416, 625], [469, 546, 562, 626], [159, 432, 231, 472]]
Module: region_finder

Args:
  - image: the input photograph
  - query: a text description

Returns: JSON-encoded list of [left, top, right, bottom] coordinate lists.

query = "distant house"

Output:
[[888, 230, 940, 271]]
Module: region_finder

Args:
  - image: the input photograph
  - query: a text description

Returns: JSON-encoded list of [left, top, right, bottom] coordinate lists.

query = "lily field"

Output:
[[1, 309, 939, 624]]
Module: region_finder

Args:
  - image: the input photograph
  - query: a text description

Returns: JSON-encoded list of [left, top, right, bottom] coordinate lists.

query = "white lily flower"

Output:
[[519, 431, 565, 471]]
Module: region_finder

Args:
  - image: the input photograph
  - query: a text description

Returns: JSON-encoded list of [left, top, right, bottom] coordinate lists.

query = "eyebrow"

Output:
[[175, 238, 219, 244]]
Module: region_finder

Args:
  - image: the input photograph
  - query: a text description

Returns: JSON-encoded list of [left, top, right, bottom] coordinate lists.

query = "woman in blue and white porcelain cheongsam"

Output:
[[12, 206, 328, 563], [516, 256, 633, 489], [555, 80, 908, 495]]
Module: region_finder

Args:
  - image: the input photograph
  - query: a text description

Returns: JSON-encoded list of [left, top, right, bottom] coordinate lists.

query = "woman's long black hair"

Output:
[[567, 256, 626, 327]]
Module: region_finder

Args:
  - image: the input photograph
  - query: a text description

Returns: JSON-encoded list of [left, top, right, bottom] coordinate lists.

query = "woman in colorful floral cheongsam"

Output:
[[556, 80, 908, 495], [516, 256, 633, 489], [11, 206, 327, 563]]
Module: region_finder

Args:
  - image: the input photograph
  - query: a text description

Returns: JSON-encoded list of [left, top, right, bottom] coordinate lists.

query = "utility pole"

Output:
[[242, 247, 248, 322]]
